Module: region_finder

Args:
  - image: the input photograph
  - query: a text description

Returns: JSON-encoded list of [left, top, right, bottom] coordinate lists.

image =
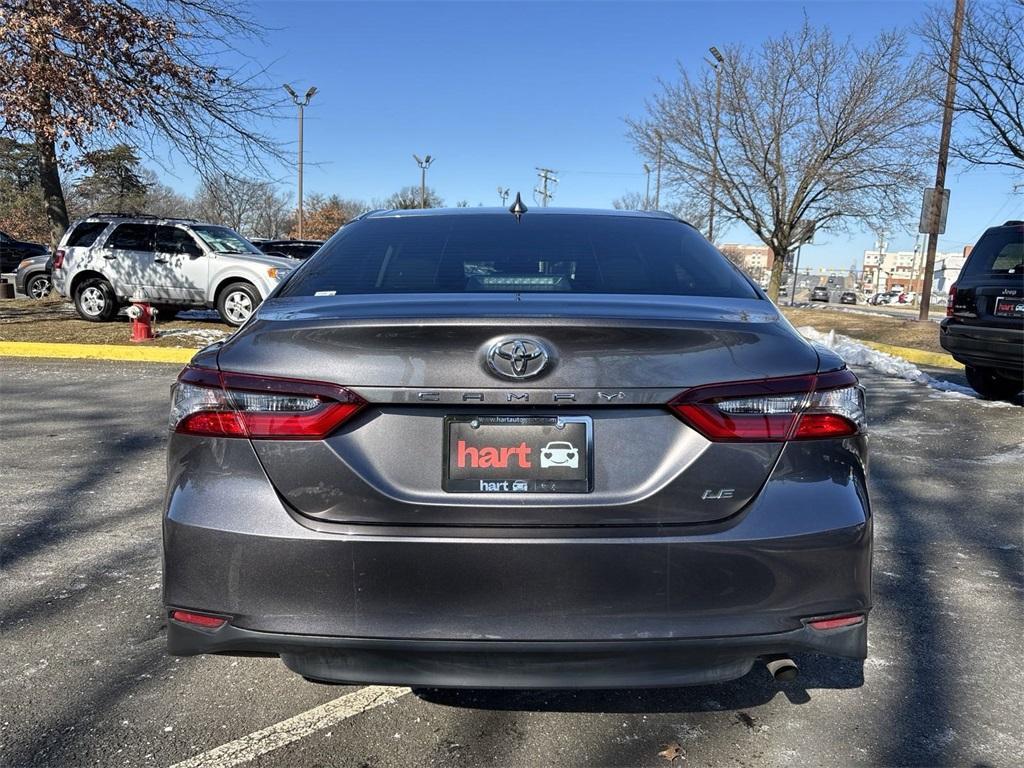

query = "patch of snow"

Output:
[[158, 327, 229, 345], [797, 326, 1006, 403]]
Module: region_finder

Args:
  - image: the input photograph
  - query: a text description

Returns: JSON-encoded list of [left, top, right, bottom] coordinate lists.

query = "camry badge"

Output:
[[487, 339, 549, 379]]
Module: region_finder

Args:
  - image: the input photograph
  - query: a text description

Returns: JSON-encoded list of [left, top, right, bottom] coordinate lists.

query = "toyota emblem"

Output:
[[486, 339, 549, 379]]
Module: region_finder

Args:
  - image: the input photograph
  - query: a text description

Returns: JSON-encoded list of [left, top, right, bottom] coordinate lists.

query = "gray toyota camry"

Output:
[[163, 206, 871, 688]]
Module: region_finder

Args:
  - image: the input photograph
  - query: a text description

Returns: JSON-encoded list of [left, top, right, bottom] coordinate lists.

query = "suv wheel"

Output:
[[965, 365, 1023, 401], [217, 282, 259, 326], [26, 273, 52, 300], [74, 277, 118, 322]]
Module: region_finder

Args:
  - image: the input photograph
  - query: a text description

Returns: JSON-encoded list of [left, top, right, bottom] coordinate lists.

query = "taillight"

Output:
[[807, 613, 864, 631], [170, 366, 364, 439], [52, 249, 65, 269], [946, 282, 957, 317], [170, 610, 227, 629], [670, 369, 865, 441]]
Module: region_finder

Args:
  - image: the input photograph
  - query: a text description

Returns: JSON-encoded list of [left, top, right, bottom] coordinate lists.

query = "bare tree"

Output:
[[612, 190, 709, 231], [0, 0, 284, 247], [380, 186, 444, 210], [191, 174, 289, 237], [140, 171, 193, 219], [611, 191, 646, 211], [629, 21, 935, 299], [922, 0, 1024, 172]]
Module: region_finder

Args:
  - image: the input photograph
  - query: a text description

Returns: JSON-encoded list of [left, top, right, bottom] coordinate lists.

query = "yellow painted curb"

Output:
[[859, 340, 960, 370], [0, 341, 195, 363]]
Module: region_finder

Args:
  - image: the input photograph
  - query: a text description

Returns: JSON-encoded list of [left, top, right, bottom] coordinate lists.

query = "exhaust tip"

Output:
[[765, 656, 799, 682]]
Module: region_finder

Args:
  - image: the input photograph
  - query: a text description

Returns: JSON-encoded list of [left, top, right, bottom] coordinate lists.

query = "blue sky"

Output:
[[170, 0, 1022, 270]]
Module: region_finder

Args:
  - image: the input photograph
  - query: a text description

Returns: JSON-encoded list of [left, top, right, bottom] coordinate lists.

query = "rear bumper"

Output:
[[163, 436, 872, 686], [940, 319, 1024, 372], [166, 620, 867, 688]]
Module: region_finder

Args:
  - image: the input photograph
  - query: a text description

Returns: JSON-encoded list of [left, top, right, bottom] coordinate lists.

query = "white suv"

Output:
[[52, 215, 295, 326]]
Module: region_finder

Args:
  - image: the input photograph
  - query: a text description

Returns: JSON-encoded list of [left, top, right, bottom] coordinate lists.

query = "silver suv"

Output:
[[52, 214, 295, 326]]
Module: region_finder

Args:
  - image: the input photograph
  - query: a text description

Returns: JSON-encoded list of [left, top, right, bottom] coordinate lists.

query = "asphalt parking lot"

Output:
[[1, 358, 1021, 768]]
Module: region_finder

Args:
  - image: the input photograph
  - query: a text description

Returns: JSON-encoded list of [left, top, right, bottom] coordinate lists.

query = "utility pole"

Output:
[[707, 46, 725, 242], [497, 187, 510, 206], [413, 155, 434, 208], [643, 164, 652, 210], [283, 83, 317, 239], [874, 231, 888, 295], [788, 244, 803, 307], [919, 0, 965, 321], [534, 167, 558, 207], [653, 130, 663, 209]]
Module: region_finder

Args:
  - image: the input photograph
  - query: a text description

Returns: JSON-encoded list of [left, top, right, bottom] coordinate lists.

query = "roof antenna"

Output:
[[509, 191, 528, 222]]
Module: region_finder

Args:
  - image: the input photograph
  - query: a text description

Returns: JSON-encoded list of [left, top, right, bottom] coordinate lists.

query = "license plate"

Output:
[[994, 297, 1024, 318], [444, 415, 592, 493]]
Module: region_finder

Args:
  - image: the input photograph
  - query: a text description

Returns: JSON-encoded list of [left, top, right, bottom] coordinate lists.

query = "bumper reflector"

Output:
[[808, 614, 864, 631], [170, 610, 227, 629]]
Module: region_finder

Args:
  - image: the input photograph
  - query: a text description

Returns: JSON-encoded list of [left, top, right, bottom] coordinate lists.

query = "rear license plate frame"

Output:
[[443, 415, 593, 494], [993, 297, 1024, 318]]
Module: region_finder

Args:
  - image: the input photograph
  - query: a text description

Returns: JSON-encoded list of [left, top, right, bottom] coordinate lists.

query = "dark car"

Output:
[[940, 220, 1024, 400], [839, 291, 857, 305], [253, 239, 324, 260], [811, 285, 830, 302], [164, 208, 871, 688], [14, 252, 53, 299], [0, 229, 47, 272]]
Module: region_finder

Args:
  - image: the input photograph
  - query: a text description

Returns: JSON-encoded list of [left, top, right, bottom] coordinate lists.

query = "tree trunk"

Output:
[[27, 1, 70, 251], [766, 247, 789, 303], [33, 131, 69, 251]]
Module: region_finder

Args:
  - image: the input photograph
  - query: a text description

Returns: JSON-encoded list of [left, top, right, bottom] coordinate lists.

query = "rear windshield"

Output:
[[963, 226, 1024, 277], [66, 221, 110, 248], [280, 214, 759, 299]]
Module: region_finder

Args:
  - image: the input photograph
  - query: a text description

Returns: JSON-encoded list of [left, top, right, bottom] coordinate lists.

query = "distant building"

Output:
[[719, 243, 774, 282], [862, 246, 964, 294], [932, 250, 969, 294]]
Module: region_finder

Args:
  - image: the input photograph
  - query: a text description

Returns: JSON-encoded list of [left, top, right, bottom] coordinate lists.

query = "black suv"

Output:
[[252, 239, 324, 260], [0, 229, 48, 272], [940, 221, 1023, 400]]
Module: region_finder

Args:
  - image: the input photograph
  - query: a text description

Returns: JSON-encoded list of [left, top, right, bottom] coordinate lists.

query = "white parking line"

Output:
[[168, 685, 411, 768]]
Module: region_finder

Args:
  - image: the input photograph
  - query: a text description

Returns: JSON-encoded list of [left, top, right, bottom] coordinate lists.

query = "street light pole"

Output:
[[413, 155, 434, 209], [919, 0, 965, 321], [653, 130, 663, 210], [707, 45, 725, 242], [497, 187, 509, 206], [643, 163, 651, 210], [283, 84, 317, 239]]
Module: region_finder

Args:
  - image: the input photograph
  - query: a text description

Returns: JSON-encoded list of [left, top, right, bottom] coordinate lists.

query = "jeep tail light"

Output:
[[670, 369, 865, 441], [53, 249, 65, 269], [946, 282, 957, 317], [170, 366, 364, 439]]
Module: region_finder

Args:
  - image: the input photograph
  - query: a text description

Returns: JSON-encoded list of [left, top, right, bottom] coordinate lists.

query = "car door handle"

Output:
[[154, 257, 169, 264], [102, 254, 117, 259]]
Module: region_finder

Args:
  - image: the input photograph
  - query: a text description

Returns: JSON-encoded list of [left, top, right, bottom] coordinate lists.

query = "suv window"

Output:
[[963, 226, 1024, 278], [192, 225, 260, 254], [282, 215, 758, 299], [155, 226, 202, 255], [106, 223, 155, 252], [66, 221, 109, 248]]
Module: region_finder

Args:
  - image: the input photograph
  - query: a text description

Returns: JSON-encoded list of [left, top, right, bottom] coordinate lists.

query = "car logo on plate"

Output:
[[487, 339, 549, 379]]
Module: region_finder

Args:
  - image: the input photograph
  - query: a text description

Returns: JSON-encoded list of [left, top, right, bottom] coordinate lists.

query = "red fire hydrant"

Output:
[[127, 298, 157, 342]]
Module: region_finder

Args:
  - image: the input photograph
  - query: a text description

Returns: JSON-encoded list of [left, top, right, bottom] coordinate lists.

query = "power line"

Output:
[[534, 167, 558, 207]]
